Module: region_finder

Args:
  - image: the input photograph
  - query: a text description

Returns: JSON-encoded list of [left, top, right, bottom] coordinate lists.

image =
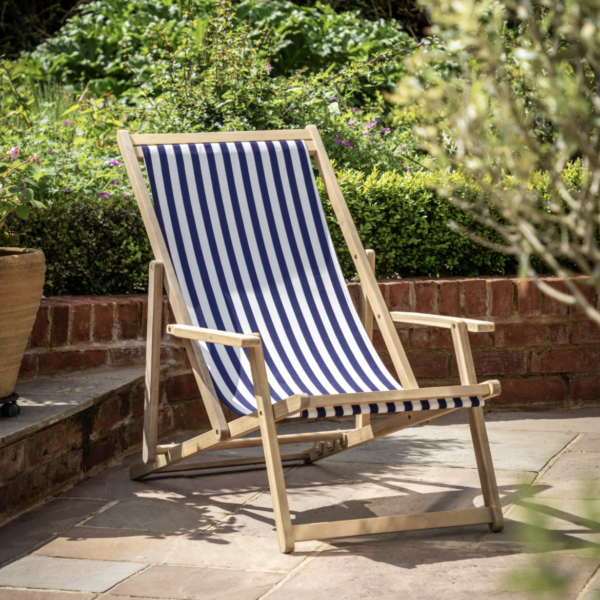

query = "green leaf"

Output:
[[16, 204, 31, 219]]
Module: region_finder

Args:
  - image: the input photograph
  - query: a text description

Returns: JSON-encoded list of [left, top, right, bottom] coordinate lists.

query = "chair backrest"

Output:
[[141, 139, 401, 415]]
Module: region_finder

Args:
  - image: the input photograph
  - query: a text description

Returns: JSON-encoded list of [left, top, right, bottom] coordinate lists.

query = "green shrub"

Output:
[[15, 195, 153, 296], [14, 167, 517, 297], [319, 168, 516, 279]]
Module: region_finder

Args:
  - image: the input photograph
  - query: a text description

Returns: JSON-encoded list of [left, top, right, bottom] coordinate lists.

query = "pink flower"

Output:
[[8, 147, 19, 161], [366, 121, 378, 127], [342, 141, 354, 148], [109, 160, 121, 166], [348, 121, 355, 126], [349, 108, 363, 113], [98, 192, 111, 198], [334, 136, 342, 145], [32, 154, 41, 165], [266, 65, 274, 70], [329, 96, 337, 101], [122, 193, 132, 198], [63, 189, 71, 194], [381, 127, 391, 133], [110, 180, 120, 185], [61, 120, 73, 125]]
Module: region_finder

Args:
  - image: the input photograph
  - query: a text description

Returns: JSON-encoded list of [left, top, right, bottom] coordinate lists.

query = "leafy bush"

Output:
[[14, 195, 153, 295], [319, 168, 516, 279], [12, 167, 518, 296]]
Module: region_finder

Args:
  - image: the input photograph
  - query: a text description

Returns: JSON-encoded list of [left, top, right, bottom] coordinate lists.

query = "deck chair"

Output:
[[117, 126, 504, 554]]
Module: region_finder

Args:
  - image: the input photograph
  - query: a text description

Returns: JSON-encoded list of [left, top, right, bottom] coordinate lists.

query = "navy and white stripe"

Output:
[[142, 140, 484, 416]]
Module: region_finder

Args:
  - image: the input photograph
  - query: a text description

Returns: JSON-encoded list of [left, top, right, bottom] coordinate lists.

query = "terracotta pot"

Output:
[[0, 248, 46, 398]]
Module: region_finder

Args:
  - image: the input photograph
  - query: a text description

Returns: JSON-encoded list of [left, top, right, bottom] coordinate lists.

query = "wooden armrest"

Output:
[[390, 312, 494, 333], [166, 324, 261, 348]]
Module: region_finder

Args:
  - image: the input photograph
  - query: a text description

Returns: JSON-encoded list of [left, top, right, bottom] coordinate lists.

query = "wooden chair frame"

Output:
[[117, 126, 505, 554]]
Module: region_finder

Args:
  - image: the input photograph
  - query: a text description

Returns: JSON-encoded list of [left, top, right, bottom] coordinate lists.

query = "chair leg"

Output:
[[248, 344, 295, 554], [467, 407, 504, 531], [451, 321, 504, 532], [143, 260, 164, 464]]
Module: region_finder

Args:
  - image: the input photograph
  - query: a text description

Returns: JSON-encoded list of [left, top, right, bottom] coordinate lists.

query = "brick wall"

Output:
[[19, 276, 600, 412]]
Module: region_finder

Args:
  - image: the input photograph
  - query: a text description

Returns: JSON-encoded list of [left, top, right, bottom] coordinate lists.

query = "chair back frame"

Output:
[[116, 126, 419, 440]]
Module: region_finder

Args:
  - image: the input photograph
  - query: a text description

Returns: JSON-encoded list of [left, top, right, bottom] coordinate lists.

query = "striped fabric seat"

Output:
[[142, 140, 483, 418]]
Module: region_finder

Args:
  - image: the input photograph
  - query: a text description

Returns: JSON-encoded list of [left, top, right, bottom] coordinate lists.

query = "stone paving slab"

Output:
[[198, 421, 575, 472], [571, 434, 600, 453], [0, 556, 145, 593], [34, 527, 320, 573], [541, 452, 600, 482], [109, 564, 283, 600], [212, 461, 533, 544], [267, 542, 598, 600], [0, 498, 109, 567], [82, 499, 229, 535], [485, 408, 600, 433], [479, 497, 600, 557], [0, 590, 97, 600]]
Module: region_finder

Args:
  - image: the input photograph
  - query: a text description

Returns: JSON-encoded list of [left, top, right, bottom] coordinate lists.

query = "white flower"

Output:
[[8, 147, 19, 161]]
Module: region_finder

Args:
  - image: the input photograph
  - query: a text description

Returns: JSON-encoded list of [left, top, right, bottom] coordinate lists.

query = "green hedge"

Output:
[[16, 169, 515, 296], [18, 195, 153, 296], [319, 169, 516, 279]]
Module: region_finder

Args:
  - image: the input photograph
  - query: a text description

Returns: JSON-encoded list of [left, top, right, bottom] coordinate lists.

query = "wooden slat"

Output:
[[213, 430, 346, 450], [452, 321, 504, 532], [167, 324, 261, 348], [308, 125, 418, 390], [248, 344, 295, 554], [131, 130, 313, 145], [357, 248, 376, 431], [118, 130, 229, 441], [157, 452, 310, 473], [142, 260, 163, 464], [307, 381, 499, 409], [391, 312, 495, 333], [292, 507, 493, 542]]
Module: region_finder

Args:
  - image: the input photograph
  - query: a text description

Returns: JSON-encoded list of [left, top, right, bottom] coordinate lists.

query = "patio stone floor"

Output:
[[0, 408, 599, 599]]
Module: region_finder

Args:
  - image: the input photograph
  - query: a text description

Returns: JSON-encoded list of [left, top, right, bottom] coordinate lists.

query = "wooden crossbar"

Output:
[[292, 507, 493, 541], [131, 130, 318, 161]]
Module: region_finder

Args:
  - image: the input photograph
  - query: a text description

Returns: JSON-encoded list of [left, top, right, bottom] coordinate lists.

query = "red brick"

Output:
[[415, 281, 435, 314], [166, 372, 200, 401], [5, 463, 48, 509], [572, 320, 600, 344], [93, 303, 114, 341], [47, 449, 82, 487], [50, 305, 69, 346], [541, 278, 568, 316], [412, 326, 453, 350], [531, 349, 600, 373], [163, 346, 186, 363], [438, 281, 460, 317], [571, 279, 596, 314], [493, 378, 568, 407], [29, 305, 49, 347], [518, 281, 541, 316], [463, 280, 487, 317], [495, 322, 568, 348], [389, 281, 411, 312], [451, 352, 527, 377], [28, 420, 82, 466], [490, 280, 514, 316], [131, 385, 146, 417], [71, 305, 91, 344], [172, 399, 210, 430], [158, 405, 173, 434], [18, 353, 37, 381], [408, 353, 448, 378], [0, 440, 26, 482], [347, 283, 361, 314], [93, 395, 130, 434], [83, 436, 120, 471], [372, 328, 409, 352], [468, 331, 488, 348], [117, 300, 139, 340], [123, 415, 144, 446], [572, 377, 600, 402], [112, 346, 146, 365], [40, 350, 108, 374]]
